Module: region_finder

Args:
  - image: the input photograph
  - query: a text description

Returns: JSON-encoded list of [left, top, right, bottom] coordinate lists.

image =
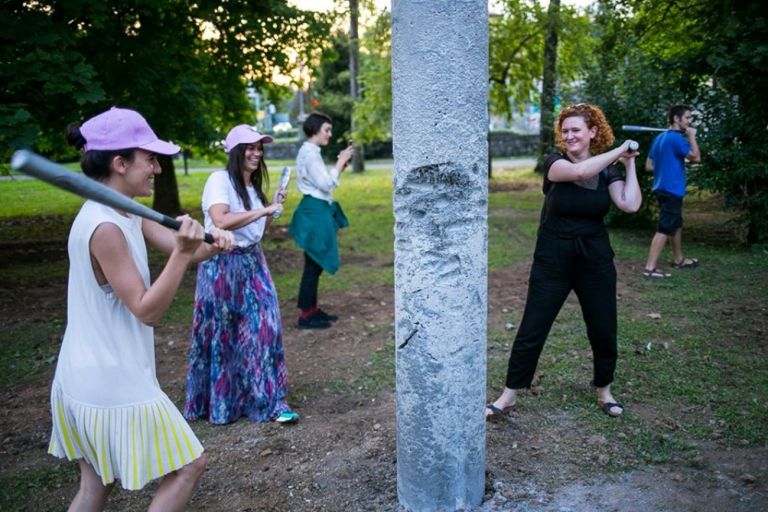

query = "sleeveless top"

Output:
[[53, 200, 160, 405], [48, 200, 203, 490]]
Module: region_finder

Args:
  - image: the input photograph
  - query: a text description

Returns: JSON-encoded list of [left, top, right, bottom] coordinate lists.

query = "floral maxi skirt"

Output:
[[183, 244, 290, 424]]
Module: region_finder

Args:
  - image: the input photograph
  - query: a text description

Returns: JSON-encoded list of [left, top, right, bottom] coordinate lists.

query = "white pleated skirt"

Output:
[[48, 383, 204, 490]]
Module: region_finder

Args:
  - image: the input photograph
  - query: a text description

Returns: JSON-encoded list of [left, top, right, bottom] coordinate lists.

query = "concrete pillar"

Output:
[[391, 1, 488, 510]]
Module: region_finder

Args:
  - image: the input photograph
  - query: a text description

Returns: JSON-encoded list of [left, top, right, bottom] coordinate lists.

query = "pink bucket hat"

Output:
[[80, 107, 180, 155], [224, 124, 274, 153]]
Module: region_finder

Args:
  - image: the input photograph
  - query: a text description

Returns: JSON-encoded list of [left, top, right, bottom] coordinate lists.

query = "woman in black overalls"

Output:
[[487, 103, 641, 419]]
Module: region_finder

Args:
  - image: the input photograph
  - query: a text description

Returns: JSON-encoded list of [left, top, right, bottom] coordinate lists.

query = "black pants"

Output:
[[505, 233, 618, 389], [297, 253, 323, 310]]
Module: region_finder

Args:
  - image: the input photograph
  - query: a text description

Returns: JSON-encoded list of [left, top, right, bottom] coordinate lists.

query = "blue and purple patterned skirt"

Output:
[[183, 243, 291, 424]]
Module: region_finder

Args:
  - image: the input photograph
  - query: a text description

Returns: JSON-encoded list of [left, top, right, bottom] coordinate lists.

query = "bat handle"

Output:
[[159, 217, 215, 244]]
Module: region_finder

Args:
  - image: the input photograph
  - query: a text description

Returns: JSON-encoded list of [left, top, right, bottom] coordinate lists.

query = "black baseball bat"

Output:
[[11, 150, 214, 244]]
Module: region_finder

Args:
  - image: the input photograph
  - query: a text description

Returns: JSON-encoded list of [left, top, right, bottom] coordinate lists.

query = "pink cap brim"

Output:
[[139, 139, 181, 156], [224, 134, 274, 152]]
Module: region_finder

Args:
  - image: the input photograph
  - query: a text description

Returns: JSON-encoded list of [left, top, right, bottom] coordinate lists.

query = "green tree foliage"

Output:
[[353, 9, 392, 145], [310, 31, 353, 159], [683, 1, 768, 245], [489, 0, 594, 122], [584, 0, 768, 243], [535, 0, 561, 174], [1, 0, 329, 212], [0, 2, 105, 162], [490, 0, 546, 119]]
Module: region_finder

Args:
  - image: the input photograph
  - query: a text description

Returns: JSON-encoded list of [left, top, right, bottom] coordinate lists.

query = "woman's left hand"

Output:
[[209, 227, 235, 252], [273, 187, 287, 204]]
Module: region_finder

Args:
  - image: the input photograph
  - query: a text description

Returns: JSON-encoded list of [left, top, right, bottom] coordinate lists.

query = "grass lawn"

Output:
[[1, 160, 766, 504]]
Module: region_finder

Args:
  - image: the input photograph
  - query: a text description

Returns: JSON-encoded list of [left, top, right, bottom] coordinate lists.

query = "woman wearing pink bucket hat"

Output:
[[183, 124, 300, 425], [48, 107, 235, 510]]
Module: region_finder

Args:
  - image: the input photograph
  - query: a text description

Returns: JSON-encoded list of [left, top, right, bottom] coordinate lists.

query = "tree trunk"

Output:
[[392, 1, 488, 509], [349, 0, 365, 172], [152, 155, 182, 216], [535, 0, 560, 174]]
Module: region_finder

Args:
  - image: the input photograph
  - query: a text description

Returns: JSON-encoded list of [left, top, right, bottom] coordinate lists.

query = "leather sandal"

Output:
[[643, 268, 671, 279], [671, 257, 699, 269]]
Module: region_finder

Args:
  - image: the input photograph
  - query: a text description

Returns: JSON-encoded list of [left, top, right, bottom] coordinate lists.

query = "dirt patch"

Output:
[[1, 262, 767, 511], [488, 182, 538, 194]]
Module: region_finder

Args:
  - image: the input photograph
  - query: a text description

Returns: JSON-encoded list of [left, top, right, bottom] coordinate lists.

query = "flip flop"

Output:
[[485, 403, 514, 421], [598, 401, 624, 417]]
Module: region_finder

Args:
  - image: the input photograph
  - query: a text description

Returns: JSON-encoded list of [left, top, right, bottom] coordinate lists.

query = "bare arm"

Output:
[[685, 127, 700, 163], [609, 155, 642, 213], [91, 216, 205, 326], [548, 140, 637, 182], [207, 202, 281, 231], [142, 216, 234, 263]]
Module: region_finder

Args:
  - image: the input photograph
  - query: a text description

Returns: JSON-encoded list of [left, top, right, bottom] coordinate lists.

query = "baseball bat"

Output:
[[622, 125, 667, 133], [11, 150, 214, 244], [271, 166, 291, 220]]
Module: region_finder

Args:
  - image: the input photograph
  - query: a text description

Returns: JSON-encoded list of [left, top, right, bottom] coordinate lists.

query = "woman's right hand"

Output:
[[619, 139, 640, 161]]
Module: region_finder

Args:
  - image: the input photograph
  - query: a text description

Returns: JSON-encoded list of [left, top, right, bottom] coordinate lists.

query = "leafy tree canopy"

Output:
[[489, 0, 594, 121], [584, 0, 768, 243], [1, 0, 331, 164]]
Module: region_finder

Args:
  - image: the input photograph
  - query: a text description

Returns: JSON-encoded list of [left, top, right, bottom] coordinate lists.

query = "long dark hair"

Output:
[[65, 123, 135, 180], [226, 143, 269, 209]]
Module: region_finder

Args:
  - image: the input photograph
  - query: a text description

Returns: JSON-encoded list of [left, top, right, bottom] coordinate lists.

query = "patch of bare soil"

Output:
[[488, 182, 539, 194], [1, 262, 766, 511]]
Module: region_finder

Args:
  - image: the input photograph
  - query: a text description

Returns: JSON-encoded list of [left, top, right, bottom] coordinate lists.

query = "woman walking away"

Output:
[[486, 103, 641, 420], [184, 124, 299, 425], [50, 107, 234, 511]]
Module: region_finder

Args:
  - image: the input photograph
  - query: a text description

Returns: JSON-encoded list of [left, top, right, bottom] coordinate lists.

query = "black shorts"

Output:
[[655, 191, 683, 236]]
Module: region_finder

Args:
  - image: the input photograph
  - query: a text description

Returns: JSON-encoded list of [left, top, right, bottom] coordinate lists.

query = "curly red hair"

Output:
[[554, 103, 614, 155]]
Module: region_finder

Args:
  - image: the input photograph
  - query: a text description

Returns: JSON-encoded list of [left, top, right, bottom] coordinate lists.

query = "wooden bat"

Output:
[[11, 150, 214, 243]]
